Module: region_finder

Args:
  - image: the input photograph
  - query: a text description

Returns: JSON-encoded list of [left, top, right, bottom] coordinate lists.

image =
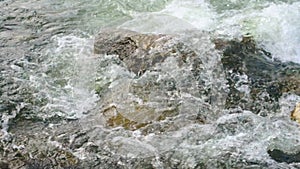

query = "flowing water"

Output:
[[1, 0, 300, 168]]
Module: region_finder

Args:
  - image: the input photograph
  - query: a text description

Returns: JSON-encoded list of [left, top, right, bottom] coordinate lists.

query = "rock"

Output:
[[291, 102, 300, 123], [268, 149, 300, 163], [0, 120, 81, 169], [95, 30, 300, 119], [94, 29, 197, 76], [215, 36, 300, 116], [104, 108, 148, 130], [93, 29, 298, 130], [96, 67, 201, 131], [93, 29, 221, 131]]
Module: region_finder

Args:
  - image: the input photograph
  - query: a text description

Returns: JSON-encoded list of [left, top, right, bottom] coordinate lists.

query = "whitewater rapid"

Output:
[[1, 0, 300, 168]]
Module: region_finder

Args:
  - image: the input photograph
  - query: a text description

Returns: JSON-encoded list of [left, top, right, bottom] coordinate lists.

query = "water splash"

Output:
[[32, 34, 99, 119], [1, 0, 300, 168], [214, 1, 300, 63], [252, 2, 300, 63], [119, 0, 216, 33], [120, 0, 300, 64]]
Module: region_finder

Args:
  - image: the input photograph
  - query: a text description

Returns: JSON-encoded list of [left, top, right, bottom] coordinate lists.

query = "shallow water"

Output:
[[1, 0, 300, 168]]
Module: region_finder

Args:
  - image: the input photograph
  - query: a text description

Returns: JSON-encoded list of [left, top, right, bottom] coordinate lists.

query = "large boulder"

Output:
[[94, 29, 300, 127], [93, 29, 224, 131]]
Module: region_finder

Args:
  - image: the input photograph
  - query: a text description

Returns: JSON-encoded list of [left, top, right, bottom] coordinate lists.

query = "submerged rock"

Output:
[[268, 149, 300, 163], [94, 29, 197, 76], [94, 30, 229, 133], [215, 37, 300, 116], [94, 29, 300, 132], [93, 29, 300, 131], [93, 29, 216, 131]]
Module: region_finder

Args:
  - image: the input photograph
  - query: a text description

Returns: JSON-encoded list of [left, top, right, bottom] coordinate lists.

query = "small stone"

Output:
[[291, 102, 300, 123]]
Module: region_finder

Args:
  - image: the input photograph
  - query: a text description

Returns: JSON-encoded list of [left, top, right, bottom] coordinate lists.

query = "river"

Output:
[[1, 0, 300, 168]]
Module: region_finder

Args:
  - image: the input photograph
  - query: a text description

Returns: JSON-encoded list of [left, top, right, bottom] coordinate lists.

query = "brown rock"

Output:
[[291, 102, 300, 123], [94, 29, 208, 131]]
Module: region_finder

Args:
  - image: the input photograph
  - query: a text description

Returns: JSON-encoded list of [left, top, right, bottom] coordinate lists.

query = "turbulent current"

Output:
[[0, 0, 300, 168]]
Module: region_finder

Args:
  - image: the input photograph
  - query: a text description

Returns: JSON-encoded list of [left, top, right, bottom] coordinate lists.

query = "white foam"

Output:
[[121, 0, 300, 64], [161, 0, 216, 30], [119, 0, 216, 34], [31, 34, 99, 119], [216, 1, 300, 63], [255, 2, 300, 63]]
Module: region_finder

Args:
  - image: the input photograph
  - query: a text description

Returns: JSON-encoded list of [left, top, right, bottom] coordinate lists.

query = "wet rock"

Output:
[[96, 68, 200, 131], [93, 29, 214, 131], [291, 102, 300, 123], [94, 29, 300, 132], [0, 120, 81, 169], [216, 36, 300, 115], [268, 149, 300, 163], [94, 29, 197, 76], [105, 111, 148, 130]]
